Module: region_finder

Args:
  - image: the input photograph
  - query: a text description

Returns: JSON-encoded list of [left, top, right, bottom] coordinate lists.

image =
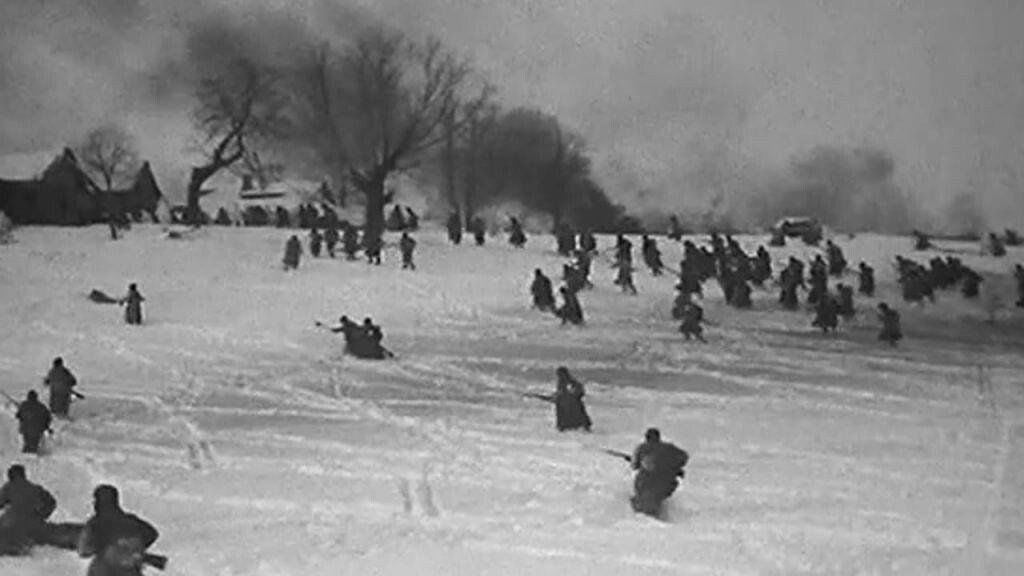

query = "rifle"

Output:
[[522, 392, 554, 403], [602, 448, 632, 463], [72, 390, 86, 400], [143, 552, 169, 570], [1, 389, 19, 408]]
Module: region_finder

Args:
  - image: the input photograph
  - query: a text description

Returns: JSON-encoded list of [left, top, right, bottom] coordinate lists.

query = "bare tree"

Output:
[[306, 27, 491, 238], [76, 123, 139, 191], [186, 59, 285, 224]]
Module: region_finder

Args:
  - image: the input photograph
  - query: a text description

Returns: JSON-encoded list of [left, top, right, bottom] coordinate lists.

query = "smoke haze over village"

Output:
[[1, 0, 1022, 230]]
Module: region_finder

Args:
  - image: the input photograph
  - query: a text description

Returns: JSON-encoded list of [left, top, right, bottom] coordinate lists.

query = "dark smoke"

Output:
[[733, 145, 920, 234], [0, 0, 372, 199]]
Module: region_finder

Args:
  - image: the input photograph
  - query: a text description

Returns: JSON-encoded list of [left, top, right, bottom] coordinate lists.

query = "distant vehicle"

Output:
[[772, 217, 822, 239]]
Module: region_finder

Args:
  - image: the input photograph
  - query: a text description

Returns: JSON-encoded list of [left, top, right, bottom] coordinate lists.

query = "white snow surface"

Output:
[[1, 225, 1024, 575]]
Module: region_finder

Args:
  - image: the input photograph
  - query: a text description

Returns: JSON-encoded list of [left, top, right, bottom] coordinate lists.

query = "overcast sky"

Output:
[[2, 0, 1022, 226]]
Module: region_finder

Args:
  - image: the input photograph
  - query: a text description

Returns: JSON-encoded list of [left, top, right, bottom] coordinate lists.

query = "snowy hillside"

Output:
[[1, 225, 1023, 575]]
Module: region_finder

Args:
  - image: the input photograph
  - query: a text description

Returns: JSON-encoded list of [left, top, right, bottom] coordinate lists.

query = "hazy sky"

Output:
[[2, 0, 1022, 226]]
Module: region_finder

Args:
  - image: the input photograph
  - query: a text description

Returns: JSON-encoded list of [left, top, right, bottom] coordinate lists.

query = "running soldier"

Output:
[[283, 235, 302, 270], [555, 286, 584, 326], [309, 228, 323, 258], [43, 357, 78, 419], [324, 226, 339, 258], [399, 232, 416, 270], [342, 224, 360, 260], [629, 428, 689, 518], [77, 485, 162, 576], [508, 217, 527, 248], [530, 269, 556, 311], [121, 283, 145, 325], [877, 303, 902, 346], [858, 261, 875, 297], [15, 391, 51, 454], [0, 465, 56, 555], [679, 302, 706, 342]]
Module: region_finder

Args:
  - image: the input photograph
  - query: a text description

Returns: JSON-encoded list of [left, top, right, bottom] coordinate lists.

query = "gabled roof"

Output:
[[0, 149, 66, 180]]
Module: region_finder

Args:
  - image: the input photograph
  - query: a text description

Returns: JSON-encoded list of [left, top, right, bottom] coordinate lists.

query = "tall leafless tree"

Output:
[[76, 123, 139, 191], [186, 59, 285, 224], [302, 27, 491, 238]]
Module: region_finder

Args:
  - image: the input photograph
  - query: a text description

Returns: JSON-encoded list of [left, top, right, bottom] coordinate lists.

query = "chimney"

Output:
[[241, 174, 254, 191]]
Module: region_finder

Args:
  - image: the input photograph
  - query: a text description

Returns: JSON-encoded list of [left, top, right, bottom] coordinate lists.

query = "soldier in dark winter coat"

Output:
[[468, 216, 486, 246], [615, 259, 638, 295], [44, 357, 78, 418], [752, 246, 772, 285], [836, 283, 855, 319], [563, 264, 585, 295], [342, 224, 360, 260], [630, 428, 688, 518], [283, 235, 302, 270], [399, 232, 416, 270], [826, 240, 847, 276], [858, 262, 875, 296], [0, 465, 56, 555], [778, 268, 799, 310], [309, 228, 323, 258], [387, 205, 407, 231], [325, 316, 360, 356], [555, 286, 584, 325], [555, 223, 576, 256], [912, 230, 932, 251], [530, 269, 555, 311], [121, 284, 144, 325], [671, 286, 692, 320], [579, 230, 597, 253], [730, 279, 752, 308], [363, 232, 382, 265], [508, 217, 527, 248], [552, 367, 592, 432], [808, 256, 828, 305], [679, 302, 706, 342], [1015, 264, 1024, 308], [362, 318, 388, 359], [989, 232, 1006, 257], [15, 391, 51, 454], [575, 250, 594, 289], [405, 207, 420, 231], [641, 235, 664, 275], [324, 226, 339, 258], [446, 211, 463, 245], [614, 234, 633, 266], [961, 269, 982, 299], [877, 303, 902, 346], [78, 485, 159, 576], [812, 292, 839, 333]]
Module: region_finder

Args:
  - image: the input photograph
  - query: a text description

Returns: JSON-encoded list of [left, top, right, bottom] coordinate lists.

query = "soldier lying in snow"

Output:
[[319, 315, 394, 359]]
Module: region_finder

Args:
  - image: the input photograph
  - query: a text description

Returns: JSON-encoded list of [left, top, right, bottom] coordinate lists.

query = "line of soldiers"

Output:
[[894, 255, 988, 302], [284, 225, 417, 270], [0, 466, 164, 572]]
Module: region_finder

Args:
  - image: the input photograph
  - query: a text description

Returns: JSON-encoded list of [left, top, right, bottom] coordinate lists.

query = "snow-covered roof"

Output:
[[237, 179, 322, 204], [0, 150, 65, 180]]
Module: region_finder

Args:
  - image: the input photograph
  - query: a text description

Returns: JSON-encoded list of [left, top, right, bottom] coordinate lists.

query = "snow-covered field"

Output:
[[1, 224, 1023, 575]]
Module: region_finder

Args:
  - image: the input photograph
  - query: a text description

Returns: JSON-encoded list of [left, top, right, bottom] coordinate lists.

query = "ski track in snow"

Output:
[[1, 226, 1023, 575]]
